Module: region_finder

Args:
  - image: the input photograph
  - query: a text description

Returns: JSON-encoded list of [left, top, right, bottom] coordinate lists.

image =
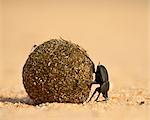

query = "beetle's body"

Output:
[[95, 65, 108, 84], [88, 64, 110, 102]]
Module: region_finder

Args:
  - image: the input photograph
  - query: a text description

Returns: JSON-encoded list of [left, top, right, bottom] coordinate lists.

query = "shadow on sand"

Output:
[[0, 96, 34, 105]]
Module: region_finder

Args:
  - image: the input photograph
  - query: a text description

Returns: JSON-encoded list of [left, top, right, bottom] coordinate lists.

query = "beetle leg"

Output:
[[95, 91, 101, 101], [91, 80, 98, 84], [90, 80, 99, 88], [102, 92, 109, 101], [100, 81, 109, 101], [87, 87, 100, 102]]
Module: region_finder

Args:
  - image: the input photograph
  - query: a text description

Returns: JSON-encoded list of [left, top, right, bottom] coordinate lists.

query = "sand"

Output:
[[0, 87, 150, 120], [0, 0, 150, 120]]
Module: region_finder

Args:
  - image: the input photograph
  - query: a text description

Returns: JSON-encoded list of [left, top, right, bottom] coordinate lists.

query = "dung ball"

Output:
[[22, 39, 94, 104]]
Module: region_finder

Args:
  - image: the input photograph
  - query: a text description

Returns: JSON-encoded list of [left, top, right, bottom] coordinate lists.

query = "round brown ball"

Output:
[[22, 39, 93, 104]]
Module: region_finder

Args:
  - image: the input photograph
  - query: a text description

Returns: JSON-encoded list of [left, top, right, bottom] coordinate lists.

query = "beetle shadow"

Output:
[[95, 99, 108, 103], [0, 96, 34, 105]]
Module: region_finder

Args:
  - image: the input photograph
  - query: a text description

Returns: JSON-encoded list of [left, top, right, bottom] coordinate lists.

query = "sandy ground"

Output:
[[0, 87, 150, 120], [0, 0, 150, 120]]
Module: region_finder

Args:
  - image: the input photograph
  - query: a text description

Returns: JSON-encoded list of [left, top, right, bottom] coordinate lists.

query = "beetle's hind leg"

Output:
[[94, 90, 101, 102], [87, 87, 101, 102], [100, 81, 109, 101], [102, 92, 109, 101]]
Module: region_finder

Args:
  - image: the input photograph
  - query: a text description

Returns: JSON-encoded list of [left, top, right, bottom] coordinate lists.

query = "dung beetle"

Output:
[[87, 63, 110, 102]]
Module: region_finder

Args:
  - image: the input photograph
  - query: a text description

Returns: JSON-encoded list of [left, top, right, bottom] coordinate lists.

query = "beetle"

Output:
[[87, 63, 110, 102]]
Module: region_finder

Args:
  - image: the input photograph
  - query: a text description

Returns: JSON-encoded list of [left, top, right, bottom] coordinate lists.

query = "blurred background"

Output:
[[0, 0, 149, 90]]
